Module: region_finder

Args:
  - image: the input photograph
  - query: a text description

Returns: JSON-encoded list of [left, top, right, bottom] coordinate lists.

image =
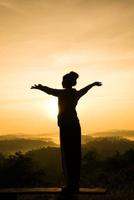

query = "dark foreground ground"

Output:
[[18, 190, 134, 200]]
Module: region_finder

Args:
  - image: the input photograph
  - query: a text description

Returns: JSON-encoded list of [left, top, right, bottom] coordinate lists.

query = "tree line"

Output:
[[0, 145, 133, 191]]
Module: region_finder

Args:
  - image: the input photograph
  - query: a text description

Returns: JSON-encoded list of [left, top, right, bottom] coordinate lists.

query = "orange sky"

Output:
[[0, 0, 134, 138]]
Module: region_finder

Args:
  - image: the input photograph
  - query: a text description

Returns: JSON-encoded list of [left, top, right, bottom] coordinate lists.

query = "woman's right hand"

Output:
[[31, 84, 43, 89], [93, 82, 102, 86]]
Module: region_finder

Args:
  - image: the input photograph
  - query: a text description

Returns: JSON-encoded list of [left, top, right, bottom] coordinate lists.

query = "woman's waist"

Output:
[[58, 111, 79, 124], [58, 111, 78, 118]]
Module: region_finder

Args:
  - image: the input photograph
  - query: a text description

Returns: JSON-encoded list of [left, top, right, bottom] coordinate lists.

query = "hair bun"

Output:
[[69, 71, 79, 79]]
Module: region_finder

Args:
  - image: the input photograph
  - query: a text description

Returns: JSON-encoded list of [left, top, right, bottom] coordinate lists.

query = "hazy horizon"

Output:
[[0, 129, 134, 144]]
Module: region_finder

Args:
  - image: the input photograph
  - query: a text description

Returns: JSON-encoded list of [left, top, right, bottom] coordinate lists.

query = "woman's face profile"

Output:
[[62, 80, 77, 89], [62, 80, 69, 89]]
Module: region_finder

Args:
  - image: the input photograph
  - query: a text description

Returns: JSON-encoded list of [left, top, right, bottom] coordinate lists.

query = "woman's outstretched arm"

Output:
[[31, 84, 62, 96], [77, 82, 102, 99]]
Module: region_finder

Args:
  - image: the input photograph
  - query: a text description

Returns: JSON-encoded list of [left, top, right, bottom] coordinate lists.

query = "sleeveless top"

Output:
[[41, 85, 89, 126], [57, 88, 79, 126]]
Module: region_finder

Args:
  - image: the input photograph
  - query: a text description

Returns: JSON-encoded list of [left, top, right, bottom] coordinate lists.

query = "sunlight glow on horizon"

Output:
[[45, 98, 58, 120]]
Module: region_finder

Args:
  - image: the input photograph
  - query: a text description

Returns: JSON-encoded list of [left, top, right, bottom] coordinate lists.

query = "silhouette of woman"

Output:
[[31, 71, 102, 194]]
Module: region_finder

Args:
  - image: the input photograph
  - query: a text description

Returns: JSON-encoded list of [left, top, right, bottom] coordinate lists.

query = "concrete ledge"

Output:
[[0, 187, 107, 200], [0, 187, 107, 194]]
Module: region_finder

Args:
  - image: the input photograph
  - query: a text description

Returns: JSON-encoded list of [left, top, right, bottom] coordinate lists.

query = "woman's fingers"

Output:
[[31, 84, 42, 89], [31, 84, 37, 89], [98, 82, 102, 86]]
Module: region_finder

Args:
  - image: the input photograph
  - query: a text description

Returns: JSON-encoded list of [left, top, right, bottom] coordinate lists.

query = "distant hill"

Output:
[[23, 137, 134, 184], [0, 130, 134, 155], [83, 136, 134, 158], [0, 138, 57, 154], [82, 130, 134, 145], [0, 133, 57, 142], [91, 130, 134, 140]]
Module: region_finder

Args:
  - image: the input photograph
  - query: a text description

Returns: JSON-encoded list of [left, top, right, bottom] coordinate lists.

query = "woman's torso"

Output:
[[57, 88, 79, 126]]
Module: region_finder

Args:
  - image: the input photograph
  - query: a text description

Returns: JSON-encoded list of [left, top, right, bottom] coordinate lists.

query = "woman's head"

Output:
[[62, 71, 79, 88]]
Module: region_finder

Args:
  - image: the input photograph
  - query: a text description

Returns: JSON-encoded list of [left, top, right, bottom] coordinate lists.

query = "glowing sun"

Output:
[[46, 98, 58, 119]]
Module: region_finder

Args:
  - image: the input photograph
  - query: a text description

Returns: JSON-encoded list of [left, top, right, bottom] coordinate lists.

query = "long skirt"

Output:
[[59, 123, 81, 189]]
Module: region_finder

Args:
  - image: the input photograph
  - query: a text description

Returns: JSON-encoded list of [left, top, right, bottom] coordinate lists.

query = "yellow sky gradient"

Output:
[[0, 0, 134, 139]]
